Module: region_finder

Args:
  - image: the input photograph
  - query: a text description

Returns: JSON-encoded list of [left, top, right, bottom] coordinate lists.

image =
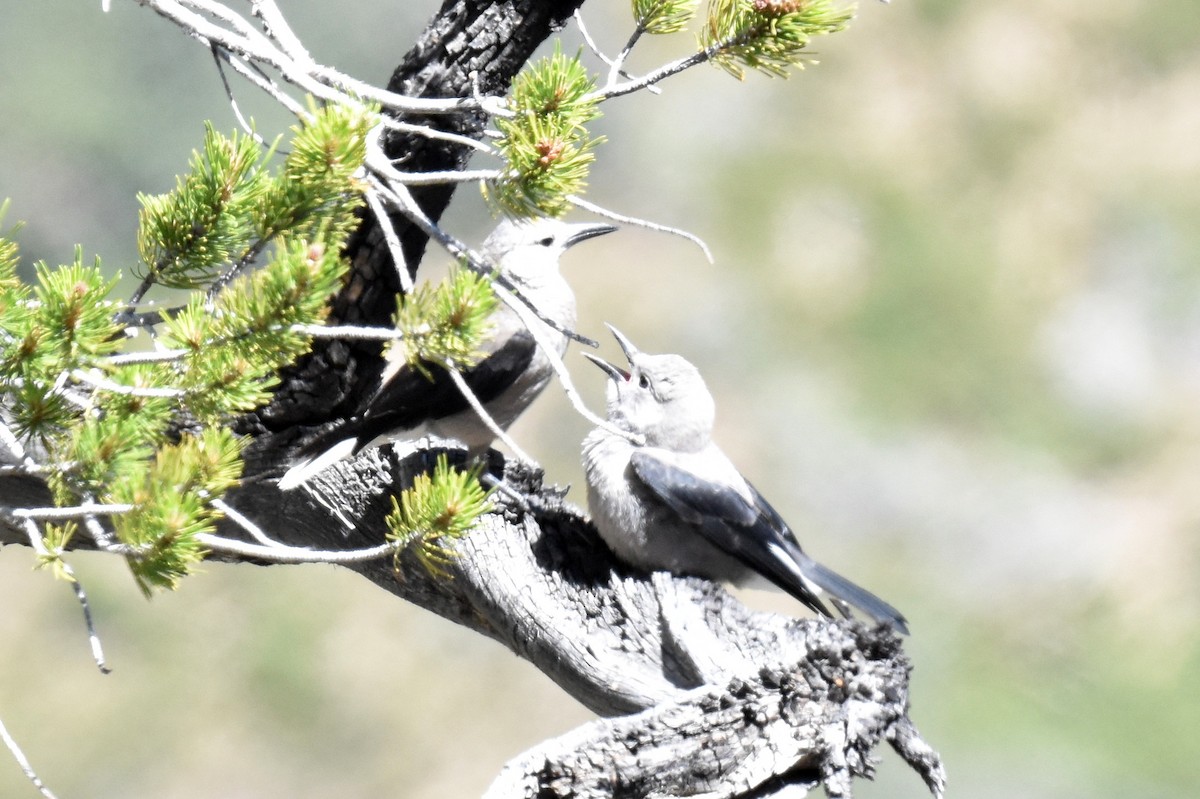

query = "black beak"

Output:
[[605, 324, 639, 365], [564, 222, 617, 248], [583, 352, 629, 382]]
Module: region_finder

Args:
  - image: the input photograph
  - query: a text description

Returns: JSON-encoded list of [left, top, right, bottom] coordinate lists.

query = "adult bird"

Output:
[[581, 327, 908, 633], [279, 217, 615, 489]]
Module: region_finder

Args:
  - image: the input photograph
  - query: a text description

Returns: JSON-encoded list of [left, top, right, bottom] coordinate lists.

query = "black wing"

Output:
[[744, 482, 908, 634], [630, 450, 908, 633], [298, 329, 537, 458], [629, 450, 834, 619]]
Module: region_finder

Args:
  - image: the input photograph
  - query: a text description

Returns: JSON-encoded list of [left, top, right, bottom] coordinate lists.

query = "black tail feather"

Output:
[[800, 556, 909, 635]]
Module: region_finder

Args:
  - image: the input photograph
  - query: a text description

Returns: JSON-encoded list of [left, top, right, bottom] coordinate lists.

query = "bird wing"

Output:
[[742, 481, 908, 633], [359, 327, 537, 432], [296, 328, 537, 459], [629, 450, 908, 633], [628, 449, 834, 619]]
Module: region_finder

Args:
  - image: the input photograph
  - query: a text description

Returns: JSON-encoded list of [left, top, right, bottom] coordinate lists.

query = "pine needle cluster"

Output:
[[390, 265, 499, 377], [108, 428, 244, 595], [634, 0, 700, 35], [385, 454, 493, 579], [0, 103, 375, 593], [487, 46, 604, 218], [702, 0, 855, 79], [137, 127, 267, 289]]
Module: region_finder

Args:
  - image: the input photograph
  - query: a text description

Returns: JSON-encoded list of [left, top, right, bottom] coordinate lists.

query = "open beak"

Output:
[[584, 324, 641, 381], [605, 324, 639, 364], [564, 222, 617, 248], [583, 352, 629, 382]]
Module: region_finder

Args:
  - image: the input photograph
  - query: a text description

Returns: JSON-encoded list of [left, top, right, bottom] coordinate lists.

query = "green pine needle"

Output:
[[6, 379, 73, 446], [635, 0, 700, 35], [487, 46, 604, 217], [259, 102, 374, 244], [31, 253, 124, 366], [0, 200, 21, 288], [286, 100, 374, 187], [137, 125, 268, 289], [0, 252, 125, 446], [392, 265, 499, 377], [702, 0, 855, 79], [108, 429, 243, 595], [115, 487, 212, 597], [94, 362, 177, 441], [35, 522, 78, 583], [385, 455, 493, 579], [1, 107, 374, 598], [65, 414, 157, 498], [159, 238, 350, 422]]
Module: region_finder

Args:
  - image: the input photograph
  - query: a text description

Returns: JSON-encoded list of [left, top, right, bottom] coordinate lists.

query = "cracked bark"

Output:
[[0, 1, 946, 796]]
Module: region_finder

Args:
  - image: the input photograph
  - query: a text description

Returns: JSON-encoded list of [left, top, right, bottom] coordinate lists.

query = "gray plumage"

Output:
[[581, 327, 908, 634], [278, 217, 614, 490]]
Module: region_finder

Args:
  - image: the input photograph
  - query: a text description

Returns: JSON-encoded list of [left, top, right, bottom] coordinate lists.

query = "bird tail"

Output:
[[277, 437, 360, 491], [797, 554, 909, 635]]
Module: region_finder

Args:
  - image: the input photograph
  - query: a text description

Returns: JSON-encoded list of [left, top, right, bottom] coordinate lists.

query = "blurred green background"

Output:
[[2, 1, 1199, 797]]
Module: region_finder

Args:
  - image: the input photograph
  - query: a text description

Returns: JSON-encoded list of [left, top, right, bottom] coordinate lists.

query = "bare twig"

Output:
[[249, 0, 310, 65], [20, 519, 111, 674], [380, 116, 498, 155], [582, 36, 743, 103], [7, 504, 135, 521], [573, 11, 661, 96], [0, 419, 33, 469], [364, 179, 415, 295], [289, 322, 409, 341], [102, 322, 409, 370], [491, 282, 642, 445], [135, 0, 476, 114], [210, 42, 272, 144], [71, 369, 185, 399], [195, 531, 401, 564], [442, 362, 534, 463], [0, 715, 58, 799], [217, 45, 308, 119], [567, 194, 714, 263], [606, 23, 648, 92]]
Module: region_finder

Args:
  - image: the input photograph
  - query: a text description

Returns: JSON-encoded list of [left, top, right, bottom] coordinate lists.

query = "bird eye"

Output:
[[537, 236, 555, 247]]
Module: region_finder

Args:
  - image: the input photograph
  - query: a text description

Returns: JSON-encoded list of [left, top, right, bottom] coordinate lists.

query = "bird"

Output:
[[278, 217, 615, 489], [581, 326, 908, 633]]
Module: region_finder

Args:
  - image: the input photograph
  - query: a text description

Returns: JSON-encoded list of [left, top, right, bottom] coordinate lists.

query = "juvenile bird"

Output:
[[279, 217, 615, 489], [581, 327, 908, 633]]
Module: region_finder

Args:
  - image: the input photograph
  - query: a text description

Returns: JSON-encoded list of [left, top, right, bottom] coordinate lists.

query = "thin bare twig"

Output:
[[137, 0, 476, 114], [195, 531, 401, 564], [491, 282, 642, 445], [217, 45, 308, 119], [606, 23, 648, 92], [442, 362, 534, 463], [364, 178, 415, 295], [0, 715, 58, 799], [567, 194, 714, 263], [573, 11, 660, 96], [71, 369, 185, 399], [21, 519, 111, 674], [380, 116, 498, 155], [210, 43, 271, 145], [0, 418, 33, 469], [7, 504, 135, 521]]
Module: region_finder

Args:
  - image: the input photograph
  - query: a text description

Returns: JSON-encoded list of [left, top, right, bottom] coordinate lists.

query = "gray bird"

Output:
[[279, 217, 615, 489], [581, 327, 908, 633]]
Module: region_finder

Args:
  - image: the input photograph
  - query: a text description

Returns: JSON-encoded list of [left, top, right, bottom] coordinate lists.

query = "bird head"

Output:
[[482, 218, 615, 288], [584, 326, 715, 453]]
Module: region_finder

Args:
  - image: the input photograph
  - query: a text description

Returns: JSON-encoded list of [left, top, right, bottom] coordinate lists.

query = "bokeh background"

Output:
[[2, 1, 1198, 797]]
